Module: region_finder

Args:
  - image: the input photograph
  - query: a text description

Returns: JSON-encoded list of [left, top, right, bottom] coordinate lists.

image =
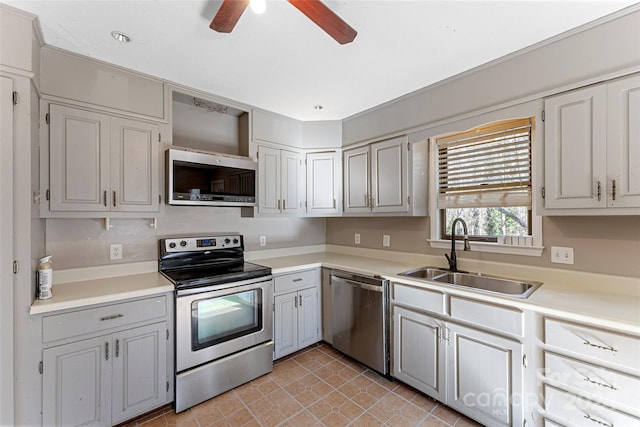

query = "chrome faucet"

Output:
[[445, 218, 471, 272]]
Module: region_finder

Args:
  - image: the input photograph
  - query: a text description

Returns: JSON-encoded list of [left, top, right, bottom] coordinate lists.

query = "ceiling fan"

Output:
[[210, 0, 357, 44]]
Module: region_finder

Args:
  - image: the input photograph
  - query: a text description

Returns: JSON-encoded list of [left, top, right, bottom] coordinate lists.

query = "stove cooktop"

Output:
[[162, 261, 272, 290]]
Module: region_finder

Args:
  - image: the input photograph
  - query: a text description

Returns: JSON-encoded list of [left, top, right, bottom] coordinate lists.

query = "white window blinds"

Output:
[[437, 118, 532, 209]]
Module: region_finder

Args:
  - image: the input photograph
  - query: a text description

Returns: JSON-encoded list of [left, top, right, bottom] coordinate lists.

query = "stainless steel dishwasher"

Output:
[[331, 270, 389, 375]]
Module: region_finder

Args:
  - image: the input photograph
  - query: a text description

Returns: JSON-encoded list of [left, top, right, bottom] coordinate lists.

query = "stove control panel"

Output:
[[163, 235, 242, 252]]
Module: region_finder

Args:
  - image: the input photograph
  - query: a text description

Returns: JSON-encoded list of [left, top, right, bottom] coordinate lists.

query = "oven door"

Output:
[[176, 277, 273, 373]]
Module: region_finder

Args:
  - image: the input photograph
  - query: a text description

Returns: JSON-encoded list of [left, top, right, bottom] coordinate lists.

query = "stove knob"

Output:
[[168, 242, 176, 249], [180, 240, 187, 247], [224, 238, 231, 244], [233, 238, 239, 244]]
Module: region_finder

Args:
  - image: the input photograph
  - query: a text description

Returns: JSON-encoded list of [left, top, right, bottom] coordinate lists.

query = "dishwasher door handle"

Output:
[[331, 276, 383, 293]]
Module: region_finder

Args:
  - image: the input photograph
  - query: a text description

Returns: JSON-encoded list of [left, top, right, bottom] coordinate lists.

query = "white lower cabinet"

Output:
[[392, 283, 525, 427], [273, 269, 321, 359], [40, 294, 171, 426], [43, 322, 167, 426], [541, 317, 640, 425]]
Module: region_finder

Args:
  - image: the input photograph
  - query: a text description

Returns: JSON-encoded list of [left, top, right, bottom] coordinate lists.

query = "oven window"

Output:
[[191, 289, 263, 351]]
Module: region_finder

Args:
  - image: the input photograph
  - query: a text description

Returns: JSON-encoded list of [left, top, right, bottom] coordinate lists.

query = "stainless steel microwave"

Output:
[[166, 147, 257, 207]]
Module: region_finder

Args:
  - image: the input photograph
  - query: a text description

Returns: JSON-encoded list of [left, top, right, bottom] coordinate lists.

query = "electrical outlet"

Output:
[[354, 233, 361, 245], [110, 244, 123, 260], [383, 234, 391, 247], [551, 246, 574, 264], [259, 236, 266, 247]]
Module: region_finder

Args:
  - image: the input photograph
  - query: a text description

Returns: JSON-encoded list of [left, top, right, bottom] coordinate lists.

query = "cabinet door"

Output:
[[49, 104, 110, 212], [392, 306, 446, 402], [110, 117, 159, 212], [607, 74, 640, 208], [280, 149, 303, 214], [371, 136, 408, 213], [258, 145, 281, 214], [297, 287, 321, 349], [446, 322, 523, 427], [111, 323, 167, 424], [274, 293, 298, 359], [306, 151, 341, 216], [42, 336, 111, 426], [544, 85, 608, 208], [343, 146, 371, 213]]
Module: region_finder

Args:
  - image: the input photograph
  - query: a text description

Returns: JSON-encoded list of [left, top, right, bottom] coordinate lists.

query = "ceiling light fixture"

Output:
[[250, 0, 266, 14], [110, 31, 131, 43]]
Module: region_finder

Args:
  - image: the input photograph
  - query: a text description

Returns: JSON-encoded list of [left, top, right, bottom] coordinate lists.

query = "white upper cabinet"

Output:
[[343, 135, 426, 216], [252, 109, 303, 148], [371, 136, 409, 213], [305, 151, 342, 216], [257, 145, 303, 215], [46, 103, 160, 215], [543, 74, 640, 213]]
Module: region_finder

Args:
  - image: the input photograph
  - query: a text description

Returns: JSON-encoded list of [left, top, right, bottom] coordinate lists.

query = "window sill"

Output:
[[428, 239, 544, 257]]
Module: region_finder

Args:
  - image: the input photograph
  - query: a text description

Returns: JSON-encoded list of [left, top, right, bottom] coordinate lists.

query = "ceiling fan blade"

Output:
[[288, 0, 357, 44], [210, 0, 250, 33]]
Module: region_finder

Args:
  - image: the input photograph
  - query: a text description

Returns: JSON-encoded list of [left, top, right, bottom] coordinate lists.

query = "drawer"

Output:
[[545, 351, 640, 416], [544, 384, 640, 427], [43, 295, 167, 343], [391, 282, 445, 314], [274, 268, 320, 294], [449, 296, 523, 337], [544, 318, 640, 372]]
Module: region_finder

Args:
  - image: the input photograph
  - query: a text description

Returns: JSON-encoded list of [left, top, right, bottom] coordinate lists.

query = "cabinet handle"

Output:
[[612, 179, 616, 201], [277, 199, 281, 210], [292, 278, 303, 282], [115, 339, 120, 358], [283, 199, 286, 210], [582, 374, 617, 390], [105, 342, 109, 361], [596, 181, 601, 201], [112, 191, 117, 207], [299, 295, 302, 306], [103, 190, 107, 207], [333, 198, 336, 209], [370, 196, 375, 209], [100, 313, 124, 321], [294, 295, 297, 308], [584, 413, 614, 427], [582, 339, 618, 354]]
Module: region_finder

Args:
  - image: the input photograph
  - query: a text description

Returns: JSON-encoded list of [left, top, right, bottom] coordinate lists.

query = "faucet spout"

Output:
[[446, 218, 471, 272]]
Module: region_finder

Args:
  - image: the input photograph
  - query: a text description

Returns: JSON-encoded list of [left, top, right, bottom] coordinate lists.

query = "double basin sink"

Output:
[[399, 267, 541, 299]]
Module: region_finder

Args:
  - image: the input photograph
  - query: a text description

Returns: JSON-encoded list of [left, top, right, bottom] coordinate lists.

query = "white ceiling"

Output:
[[3, 0, 637, 120]]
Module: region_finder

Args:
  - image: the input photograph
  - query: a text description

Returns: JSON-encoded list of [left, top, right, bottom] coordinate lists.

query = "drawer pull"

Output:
[[292, 278, 303, 282], [100, 314, 124, 321], [582, 338, 618, 354], [581, 374, 617, 391], [584, 413, 614, 427]]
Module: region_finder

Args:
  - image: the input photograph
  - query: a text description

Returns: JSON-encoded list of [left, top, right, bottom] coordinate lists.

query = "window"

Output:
[[436, 118, 532, 242]]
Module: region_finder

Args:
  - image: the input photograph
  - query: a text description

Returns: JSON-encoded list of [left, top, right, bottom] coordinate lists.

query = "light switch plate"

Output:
[[354, 233, 361, 245], [259, 236, 266, 247], [383, 235, 391, 247], [551, 246, 574, 264]]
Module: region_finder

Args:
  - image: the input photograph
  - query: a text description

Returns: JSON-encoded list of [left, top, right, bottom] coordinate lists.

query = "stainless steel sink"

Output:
[[399, 267, 541, 298], [399, 267, 450, 280]]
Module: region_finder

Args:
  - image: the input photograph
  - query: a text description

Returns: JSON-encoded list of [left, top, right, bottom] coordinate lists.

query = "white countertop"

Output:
[[30, 246, 640, 334]]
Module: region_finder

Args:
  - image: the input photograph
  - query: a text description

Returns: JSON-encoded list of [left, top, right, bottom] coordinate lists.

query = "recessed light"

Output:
[[313, 105, 323, 110], [111, 31, 132, 43]]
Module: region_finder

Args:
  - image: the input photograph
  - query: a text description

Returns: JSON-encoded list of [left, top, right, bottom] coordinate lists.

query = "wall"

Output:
[[46, 208, 326, 269], [328, 7, 640, 280], [342, 7, 640, 145], [326, 216, 640, 278]]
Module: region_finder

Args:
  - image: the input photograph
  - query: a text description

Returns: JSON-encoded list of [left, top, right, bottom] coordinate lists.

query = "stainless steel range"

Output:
[[159, 235, 273, 412]]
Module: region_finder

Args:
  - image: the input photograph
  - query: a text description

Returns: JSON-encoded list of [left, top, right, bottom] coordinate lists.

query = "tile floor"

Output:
[[121, 344, 482, 427]]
